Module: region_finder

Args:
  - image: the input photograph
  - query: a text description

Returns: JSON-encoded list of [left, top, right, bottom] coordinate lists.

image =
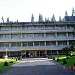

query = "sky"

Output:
[[0, 0, 75, 22]]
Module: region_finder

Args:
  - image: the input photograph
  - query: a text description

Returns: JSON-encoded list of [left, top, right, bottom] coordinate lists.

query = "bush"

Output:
[[4, 61, 8, 66], [57, 58, 60, 61], [9, 61, 13, 63], [53, 57, 55, 60], [63, 59, 67, 64], [74, 63, 75, 66], [66, 56, 69, 59]]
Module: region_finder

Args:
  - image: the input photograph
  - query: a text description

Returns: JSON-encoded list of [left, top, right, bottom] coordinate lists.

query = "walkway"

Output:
[[0, 58, 74, 75]]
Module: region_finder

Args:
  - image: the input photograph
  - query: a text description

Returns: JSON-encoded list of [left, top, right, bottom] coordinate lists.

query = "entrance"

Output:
[[26, 52, 30, 57], [37, 51, 46, 57]]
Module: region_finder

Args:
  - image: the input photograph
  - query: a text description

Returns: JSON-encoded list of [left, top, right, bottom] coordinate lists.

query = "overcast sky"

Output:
[[0, 0, 75, 22]]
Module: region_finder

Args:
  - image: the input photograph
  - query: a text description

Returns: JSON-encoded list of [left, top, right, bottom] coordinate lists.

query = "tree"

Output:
[[7, 17, 9, 23], [31, 14, 34, 22], [62, 47, 70, 55], [38, 14, 43, 22], [51, 14, 56, 22], [1, 16, 4, 23]]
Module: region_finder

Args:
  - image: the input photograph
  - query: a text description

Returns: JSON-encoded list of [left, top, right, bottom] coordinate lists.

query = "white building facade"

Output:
[[0, 21, 75, 58]]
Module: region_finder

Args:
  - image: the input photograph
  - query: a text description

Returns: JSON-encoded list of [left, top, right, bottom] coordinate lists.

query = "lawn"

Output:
[[55, 56, 75, 67], [0, 58, 19, 72]]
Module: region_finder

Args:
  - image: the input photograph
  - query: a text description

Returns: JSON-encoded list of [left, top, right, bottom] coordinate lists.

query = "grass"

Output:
[[0, 58, 19, 72], [55, 55, 75, 67]]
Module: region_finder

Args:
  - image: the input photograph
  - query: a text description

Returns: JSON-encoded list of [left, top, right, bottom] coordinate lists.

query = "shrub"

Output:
[[53, 57, 55, 60], [63, 59, 67, 64], [66, 56, 69, 59], [74, 63, 75, 66], [57, 58, 60, 61], [9, 61, 13, 63], [4, 61, 8, 66]]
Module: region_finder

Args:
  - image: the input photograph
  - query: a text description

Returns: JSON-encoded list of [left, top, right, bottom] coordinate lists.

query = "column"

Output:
[[57, 50, 59, 55], [39, 51, 40, 57], [67, 41, 69, 46], [55, 32, 57, 38], [35, 51, 37, 57], [66, 32, 68, 37], [56, 41, 58, 46]]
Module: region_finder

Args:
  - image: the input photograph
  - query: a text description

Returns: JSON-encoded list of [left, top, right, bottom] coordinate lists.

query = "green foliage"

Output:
[[4, 61, 8, 66], [63, 59, 67, 64], [0, 59, 17, 72], [55, 56, 75, 67], [57, 58, 60, 61], [62, 44, 75, 56], [53, 57, 55, 60]]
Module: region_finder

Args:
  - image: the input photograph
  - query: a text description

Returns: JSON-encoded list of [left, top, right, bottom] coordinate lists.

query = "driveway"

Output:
[[0, 58, 74, 75]]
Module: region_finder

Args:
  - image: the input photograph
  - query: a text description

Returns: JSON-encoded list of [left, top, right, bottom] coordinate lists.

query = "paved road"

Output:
[[0, 58, 74, 75]]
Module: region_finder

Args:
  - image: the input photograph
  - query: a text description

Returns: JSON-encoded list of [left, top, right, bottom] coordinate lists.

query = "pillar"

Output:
[[35, 51, 37, 57]]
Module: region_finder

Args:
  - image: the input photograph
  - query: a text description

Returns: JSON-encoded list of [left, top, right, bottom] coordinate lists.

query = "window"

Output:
[[22, 26, 27, 30], [58, 41, 67, 45], [0, 43, 4, 47], [45, 25, 55, 30], [23, 42, 27, 47], [69, 41, 75, 45], [11, 34, 21, 39], [28, 42, 33, 46], [27, 26, 34, 30], [11, 43, 16, 47], [46, 33, 55, 38], [57, 33, 66, 37], [56, 25, 66, 30], [39, 41, 45, 46], [34, 42, 39, 46], [34, 33, 44, 38], [22, 34, 27, 38], [27, 34, 33, 38], [4, 43, 9, 47], [68, 32, 73, 37], [46, 41, 51, 46], [67, 25, 74, 30], [51, 41, 56, 45], [34, 25, 44, 30], [16, 43, 21, 47]]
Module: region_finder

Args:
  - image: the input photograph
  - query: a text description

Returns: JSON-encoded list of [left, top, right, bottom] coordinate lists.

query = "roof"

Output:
[[63, 16, 75, 21]]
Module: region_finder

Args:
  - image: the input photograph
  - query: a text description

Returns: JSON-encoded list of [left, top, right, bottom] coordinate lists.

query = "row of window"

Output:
[[0, 41, 74, 47], [0, 25, 74, 31], [0, 33, 75, 39]]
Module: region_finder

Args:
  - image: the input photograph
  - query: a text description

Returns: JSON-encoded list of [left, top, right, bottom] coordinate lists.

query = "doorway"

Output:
[[26, 52, 30, 57]]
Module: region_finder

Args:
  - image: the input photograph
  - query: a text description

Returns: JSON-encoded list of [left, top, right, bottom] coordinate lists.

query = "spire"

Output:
[[31, 14, 34, 22], [72, 7, 75, 16], [59, 16, 62, 21], [1, 16, 4, 23], [65, 11, 68, 16], [51, 14, 56, 22], [38, 14, 43, 22]]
